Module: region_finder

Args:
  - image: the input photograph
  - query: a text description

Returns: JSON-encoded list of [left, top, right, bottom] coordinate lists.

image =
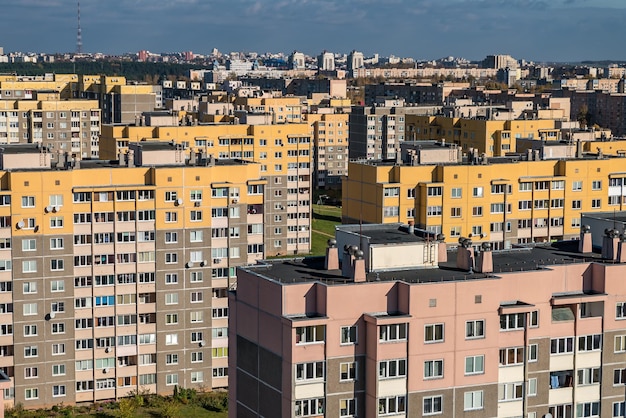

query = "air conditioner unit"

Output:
[[194, 201, 201, 207], [213, 258, 221, 264]]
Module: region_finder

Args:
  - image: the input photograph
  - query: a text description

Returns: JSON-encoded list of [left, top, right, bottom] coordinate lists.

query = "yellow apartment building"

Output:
[[343, 148, 626, 249], [0, 143, 268, 408], [406, 115, 562, 157], [100, 122, 313, 256]]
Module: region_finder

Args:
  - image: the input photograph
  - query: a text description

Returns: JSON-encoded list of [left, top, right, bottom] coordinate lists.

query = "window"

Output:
[[166, 374, 178, 386], [296, 325, 325, 344], [379, 359, 406, 379], [192, 352, 204, 363], [424, 359, 444, 379], [463, 390, 483, 411], [296, 361, 325, 381], [616, 335, 626, 353], [52, 364, 66, 376], [25, 388, 38, 400], [500, 311, 538, 330], [378, 396, 405, 416], [166, 354, 178, 365], [499, 346, 524, 366], [578, 334, 601, 352], [498, 382, 523, 401], [340, 398, 357, 417], [191, 371, 203, 383], [614, 368, 626, 385], [24, 346, 38, 358], [427, 186, 442, 196], [379, 323, 407, 342], [52, 343, 65, 355], [451, 187, 462, 198], [340, 326, 357, 344], [592, 180, 602, 190], [23, 281, 37, 294], [617, 302, 626, 318], [450, 207, 461, 217], [25, 367, 38, 378], [50, 259, 64, 271], [466, 320, 484, 339], [384, 187, 400, 197], [576, 401, 599, 417], [22, 260, 36, 273], [165, 253, 178, 264], [165, 334, 178, 345], [295, 398, 325, 417], [22, 239, 36, 251], [23, 303, 38, 316], [472, 206, 483, 216], [577, 367, 600, 386], [50, 216, 63, 228], [191, 291, 203, 303], [472, 187, 483, 197], [50, 238, 64, 249], [551, 337, 574, 354], [21, 196, 35, 207], [572, 200, 582, 209], [613, 402, 625, 418], [165, 293, 178, 305], [340, 362, 357, 381], [465, 355, 485, 375], [424, 323, 444, 343]]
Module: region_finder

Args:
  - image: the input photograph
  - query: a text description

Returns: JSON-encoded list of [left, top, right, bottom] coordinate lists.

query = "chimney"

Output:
[[618, 236, 626, 263], [127, 149, 135, 168], [456, 237, 474, 272], [408, 220, 415, 235], [476, 242, 493, 273], [73, 154, 81, 169], [188, 149, 197, 165], [578, 224, 592, 253], [352, 250, 366, 283], [56, 150, 64, 169], [118, 151, 126, 167], [576, 139, 583, 159], [197, 149, 204, 166], [602, 228, 619, 260], [437, 234, 447, 263], [533, 149, 540, 161], [341, 245, 356, 278], [324, 239, 339, 270]]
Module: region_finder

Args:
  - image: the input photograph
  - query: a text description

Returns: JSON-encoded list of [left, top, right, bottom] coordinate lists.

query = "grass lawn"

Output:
[[311, 204, 342, 256], [74, 404, 227, 418]]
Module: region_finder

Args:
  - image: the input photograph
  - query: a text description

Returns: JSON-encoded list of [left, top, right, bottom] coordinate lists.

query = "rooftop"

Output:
[[243, 240, 604, 286]]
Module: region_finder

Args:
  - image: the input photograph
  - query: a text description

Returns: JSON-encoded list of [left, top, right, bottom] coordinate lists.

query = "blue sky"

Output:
[[1, 0, 626, 62]]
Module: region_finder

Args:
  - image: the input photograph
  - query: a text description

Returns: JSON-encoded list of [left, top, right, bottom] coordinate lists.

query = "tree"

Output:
[[577, 105, 589, 129]]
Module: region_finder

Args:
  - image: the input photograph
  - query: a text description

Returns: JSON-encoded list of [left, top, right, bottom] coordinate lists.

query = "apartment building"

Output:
[[99, 122, 313, 256], [304, 111, 349, 189], [0, 94, 101, 158], [405, 114, 562, 157], [348, 98, 441, 161], [230, 222, 626, 417], [342, 143, 626, 249], [364, 82, 470, 107], [0, 142, 273, 408]]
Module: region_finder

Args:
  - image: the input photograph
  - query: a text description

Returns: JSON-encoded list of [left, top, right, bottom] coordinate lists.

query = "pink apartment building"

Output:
[[230, 223, 626, 418]]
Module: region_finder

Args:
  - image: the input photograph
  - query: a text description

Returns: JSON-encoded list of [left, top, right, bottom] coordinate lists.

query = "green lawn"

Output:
[[73, 404, 227, 418], [311, 204, 342, 256]]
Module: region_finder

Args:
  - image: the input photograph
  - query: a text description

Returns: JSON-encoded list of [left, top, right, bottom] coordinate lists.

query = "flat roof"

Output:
[[242, 241, 603, 286], [582, 211, 626, 223], [337, 223, 430, 244]]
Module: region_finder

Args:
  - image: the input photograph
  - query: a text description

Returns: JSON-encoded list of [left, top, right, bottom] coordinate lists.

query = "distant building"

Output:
[[318, 51, 335, 72], [289, 51, 306, 70], [347, 50, 364, 72], [483, 54, 518, 70]]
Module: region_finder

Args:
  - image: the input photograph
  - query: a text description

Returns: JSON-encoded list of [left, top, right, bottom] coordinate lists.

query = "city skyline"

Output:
[[2, 0, 626, 62]]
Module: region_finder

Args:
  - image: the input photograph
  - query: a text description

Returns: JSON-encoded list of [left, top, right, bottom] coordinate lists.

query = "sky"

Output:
[[2, 0, 626, 62]]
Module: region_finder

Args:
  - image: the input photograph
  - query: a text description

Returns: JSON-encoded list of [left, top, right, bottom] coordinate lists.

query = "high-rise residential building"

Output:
[[347, 50, 364, 72], [348, 98, 440, 161], [483, 54, 518, 70], [0, 142, 271, 408], [0, 93, 100, 158], [304, 108, 349, 189], [229, 221, 626, 418], [318, 51, 335, 72], [342, 142, 626, 249], [78, 75, 162, 124], [289, 51, 306, 70], [99, 121, 313, 256]]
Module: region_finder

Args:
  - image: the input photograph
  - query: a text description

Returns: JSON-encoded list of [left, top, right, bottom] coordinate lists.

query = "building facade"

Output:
[[342, 149, 626, 249], [0, 143, 277, 408], [230, 223, 626, 417]]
